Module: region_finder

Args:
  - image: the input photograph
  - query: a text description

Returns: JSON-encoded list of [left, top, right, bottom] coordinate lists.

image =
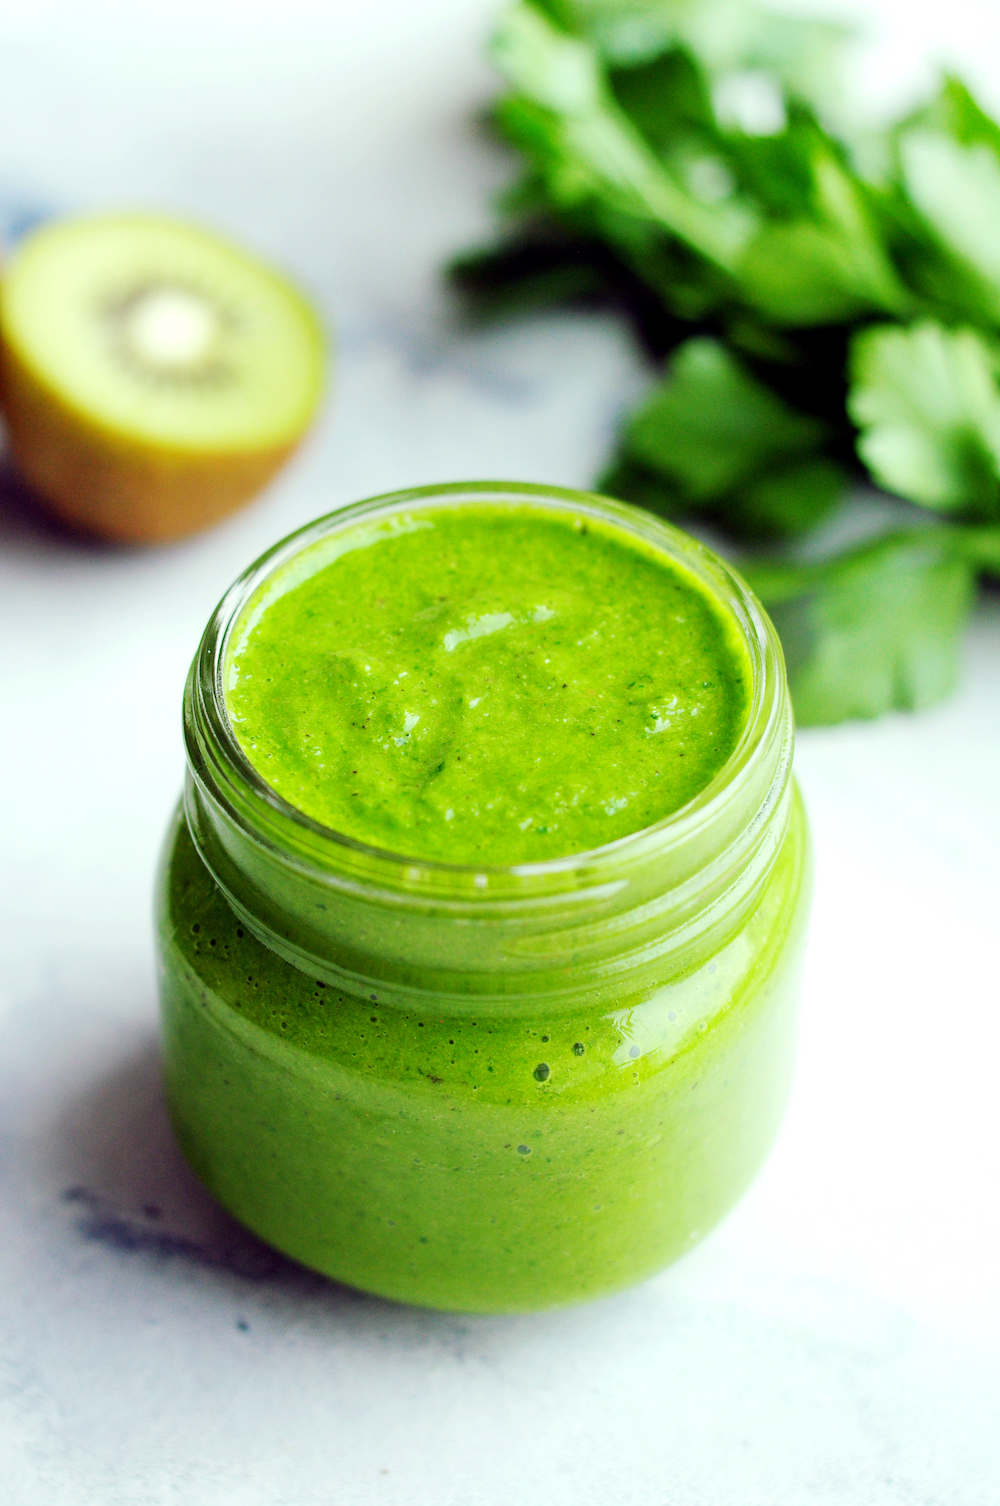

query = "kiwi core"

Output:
[[119, 287, 224, 374]]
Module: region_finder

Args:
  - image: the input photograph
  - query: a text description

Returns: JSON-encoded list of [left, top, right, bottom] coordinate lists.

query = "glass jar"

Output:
[[156, 481, 810, 1313]]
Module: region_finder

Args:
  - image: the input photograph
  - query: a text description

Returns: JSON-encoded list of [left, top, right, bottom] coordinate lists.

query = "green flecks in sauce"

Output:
[[224, 504, 750, 865]]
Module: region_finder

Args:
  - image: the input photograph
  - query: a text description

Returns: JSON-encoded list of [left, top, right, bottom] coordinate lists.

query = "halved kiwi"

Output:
[[0, 213, 326, 543]]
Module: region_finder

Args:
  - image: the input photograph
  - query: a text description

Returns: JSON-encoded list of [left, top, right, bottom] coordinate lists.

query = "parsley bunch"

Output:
[[450, 0, 1000, 724]]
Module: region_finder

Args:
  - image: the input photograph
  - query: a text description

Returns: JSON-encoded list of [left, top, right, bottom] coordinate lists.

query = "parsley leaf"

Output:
[[736, 141, 913, 325], [608, 337, 846, 536], [903, 73, 1000, 157], [956, 522, 1000, 579], [597, 452, 686, 520], [897, 128, 1000, 325], [604, 346, 848, 538], [492, 4, 758, 271], [849, 321, 1000, 518], [536, 0, 852, 119], [624, 337, 827, 496], [733, 455, 846, 538], [745, 530, 977, 724]]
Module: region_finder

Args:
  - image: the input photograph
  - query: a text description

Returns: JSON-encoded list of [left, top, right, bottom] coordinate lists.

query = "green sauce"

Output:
[[224, 503, 750, 863], [160, 799, 807, 1311]]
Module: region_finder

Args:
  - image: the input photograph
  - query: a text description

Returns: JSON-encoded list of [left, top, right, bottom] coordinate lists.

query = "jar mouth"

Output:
[[187, 481, 786, 896]]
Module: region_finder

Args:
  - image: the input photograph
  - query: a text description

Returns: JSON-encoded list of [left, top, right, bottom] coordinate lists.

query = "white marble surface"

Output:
[[1, 3, 998, 1502]]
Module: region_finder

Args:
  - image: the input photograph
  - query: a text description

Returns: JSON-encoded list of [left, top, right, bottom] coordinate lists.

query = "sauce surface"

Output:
[[225, 502, 750, 864]]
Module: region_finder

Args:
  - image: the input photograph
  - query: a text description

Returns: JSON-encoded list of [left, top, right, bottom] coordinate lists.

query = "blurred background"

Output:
[[1, 2, 998, 1503]]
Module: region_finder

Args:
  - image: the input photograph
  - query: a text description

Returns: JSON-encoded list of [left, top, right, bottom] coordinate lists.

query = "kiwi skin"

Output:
[[0, 341, 301, 544]]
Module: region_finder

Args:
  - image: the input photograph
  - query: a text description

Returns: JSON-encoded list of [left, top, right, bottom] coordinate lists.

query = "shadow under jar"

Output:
[[156, 481, 811, 1313]]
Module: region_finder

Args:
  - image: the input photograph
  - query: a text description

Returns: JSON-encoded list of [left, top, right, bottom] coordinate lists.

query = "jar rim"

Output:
[[187, 480, 787, 899]]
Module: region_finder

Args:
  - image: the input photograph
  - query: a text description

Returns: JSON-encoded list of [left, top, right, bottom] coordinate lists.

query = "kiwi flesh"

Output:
[[0, 213, 325, 543]]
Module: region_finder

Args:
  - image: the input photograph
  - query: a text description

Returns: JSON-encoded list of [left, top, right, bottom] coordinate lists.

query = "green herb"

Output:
[[450, 0, 1000, 724], [745, 530, 976, 723], [849, 322, 1000, 516], [603, 335, 847, 538]]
